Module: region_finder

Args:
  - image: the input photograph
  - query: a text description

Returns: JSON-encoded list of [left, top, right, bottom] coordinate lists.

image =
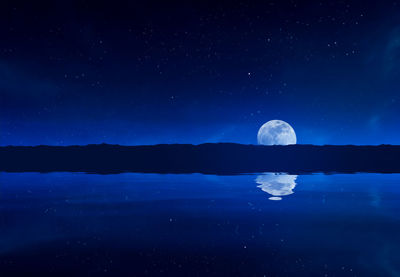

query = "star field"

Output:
[[0, 0, 399, 145]]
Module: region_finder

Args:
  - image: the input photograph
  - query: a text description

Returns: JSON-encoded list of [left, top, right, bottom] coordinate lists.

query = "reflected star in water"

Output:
[[255, 173, 298, 201]]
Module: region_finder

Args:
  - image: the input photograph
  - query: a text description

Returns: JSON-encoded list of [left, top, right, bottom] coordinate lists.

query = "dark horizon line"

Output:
[[1, 142, 399, 148], [1, 143, 400, 174]]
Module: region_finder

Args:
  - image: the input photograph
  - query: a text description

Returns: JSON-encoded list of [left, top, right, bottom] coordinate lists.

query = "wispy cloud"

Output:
[[0, 62, 61, 96]]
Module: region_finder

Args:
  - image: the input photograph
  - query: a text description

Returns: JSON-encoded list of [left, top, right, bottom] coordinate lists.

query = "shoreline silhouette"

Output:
[[1, 143, 399, 174]]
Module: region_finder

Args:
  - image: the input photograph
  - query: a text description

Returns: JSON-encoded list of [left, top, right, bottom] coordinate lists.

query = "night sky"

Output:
[[1, 0, 400, 146]]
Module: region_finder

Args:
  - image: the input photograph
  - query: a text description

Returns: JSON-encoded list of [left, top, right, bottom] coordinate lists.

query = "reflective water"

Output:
[[255, 173, 297, 200], [0, 172, 400, 276]]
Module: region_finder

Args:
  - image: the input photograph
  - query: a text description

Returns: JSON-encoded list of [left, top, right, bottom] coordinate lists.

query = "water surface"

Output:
[[0, 172, 400, 276]]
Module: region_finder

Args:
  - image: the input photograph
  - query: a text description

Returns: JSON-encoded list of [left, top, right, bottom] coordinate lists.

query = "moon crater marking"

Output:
[[257, 120, 296, 145]]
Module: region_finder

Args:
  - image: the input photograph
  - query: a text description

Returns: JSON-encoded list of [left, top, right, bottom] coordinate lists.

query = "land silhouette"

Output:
[[1, 143, 399, 174]]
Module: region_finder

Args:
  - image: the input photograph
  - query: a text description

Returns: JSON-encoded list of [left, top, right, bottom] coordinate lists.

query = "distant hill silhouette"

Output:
[[1, 143, 400, 174]]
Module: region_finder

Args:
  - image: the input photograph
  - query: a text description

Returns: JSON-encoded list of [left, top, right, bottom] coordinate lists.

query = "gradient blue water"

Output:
[[0, 172, 400, 276]]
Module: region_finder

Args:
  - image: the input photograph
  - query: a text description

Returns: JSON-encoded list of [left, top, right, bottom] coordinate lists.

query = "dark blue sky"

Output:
[[1, 0, 400, 146]]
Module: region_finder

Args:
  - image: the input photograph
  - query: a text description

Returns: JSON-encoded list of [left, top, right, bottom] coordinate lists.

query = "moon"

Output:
[[257, 120, 296, 145]]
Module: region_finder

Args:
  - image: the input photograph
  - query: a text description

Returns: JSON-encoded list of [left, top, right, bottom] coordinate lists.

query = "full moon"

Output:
[[257, 120, 297, 145]]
